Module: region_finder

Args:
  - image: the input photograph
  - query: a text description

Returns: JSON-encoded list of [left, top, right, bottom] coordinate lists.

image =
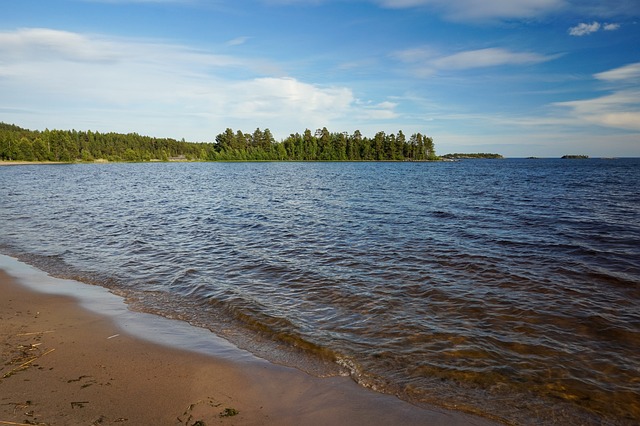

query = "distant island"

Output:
[[561, 155, 589, 159], [0, 122, 438, 163], [442, 153, 503, 159]]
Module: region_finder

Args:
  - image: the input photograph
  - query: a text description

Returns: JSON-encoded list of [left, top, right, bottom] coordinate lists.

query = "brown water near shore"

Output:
[[0, 269, 496, 425]]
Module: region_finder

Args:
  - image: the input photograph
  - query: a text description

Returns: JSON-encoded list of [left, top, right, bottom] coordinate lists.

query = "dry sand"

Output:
[[0, 269, 497, 425]]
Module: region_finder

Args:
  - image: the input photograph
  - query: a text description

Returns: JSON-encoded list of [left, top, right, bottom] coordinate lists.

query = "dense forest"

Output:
[[0, 123, 437, 162], [0, 122, 206, 162]]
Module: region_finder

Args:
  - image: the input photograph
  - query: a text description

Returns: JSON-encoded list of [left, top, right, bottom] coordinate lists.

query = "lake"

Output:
[[1, 159, 639, 425]]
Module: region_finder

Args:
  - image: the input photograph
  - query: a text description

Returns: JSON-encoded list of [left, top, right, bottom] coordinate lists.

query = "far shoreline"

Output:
[[2, 158, 634, 167], [0, 160, 73, 166], [1, 159, 446, 166]]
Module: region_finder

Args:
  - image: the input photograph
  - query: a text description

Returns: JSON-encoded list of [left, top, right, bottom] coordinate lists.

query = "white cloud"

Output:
[[568, 22, 601, 36], [375, 0, 565, 21], [227, 77, 354, 123], [568, 21, 621, 36]]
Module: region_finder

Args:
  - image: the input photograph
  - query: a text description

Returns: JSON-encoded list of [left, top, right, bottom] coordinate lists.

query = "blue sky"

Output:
[[1, 0, 639, 156]]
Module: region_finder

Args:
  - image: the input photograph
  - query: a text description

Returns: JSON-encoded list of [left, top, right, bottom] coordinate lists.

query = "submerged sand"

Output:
[[0, 269, 496, 425]]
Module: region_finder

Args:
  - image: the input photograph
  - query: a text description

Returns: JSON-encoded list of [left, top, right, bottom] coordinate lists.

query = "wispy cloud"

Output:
[[595, 62, 640, 82], [375, 0, 564, 21], [556, 92, 640, 131], [79, 0, 199, 3], [226, 36, 250, 47], [435, 48, 552, 69], [358, 101, 399, 120], [555, 62, 640, 131], [568, 21, 621, 36], [394, 47, 555, 77], [0, 28, 122, 63], [565, 0, 640, 19]]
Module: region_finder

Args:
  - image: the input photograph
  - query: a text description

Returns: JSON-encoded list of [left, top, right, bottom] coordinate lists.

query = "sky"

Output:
[[1, 0, 639, 157]]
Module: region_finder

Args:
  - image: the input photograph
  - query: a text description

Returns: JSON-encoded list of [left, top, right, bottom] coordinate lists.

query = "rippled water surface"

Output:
[[1, 159, 639, 424]]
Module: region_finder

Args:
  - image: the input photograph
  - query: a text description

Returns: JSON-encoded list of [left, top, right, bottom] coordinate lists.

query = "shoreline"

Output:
[[0, 258, 497, 425], [0, 161, 73, 166]]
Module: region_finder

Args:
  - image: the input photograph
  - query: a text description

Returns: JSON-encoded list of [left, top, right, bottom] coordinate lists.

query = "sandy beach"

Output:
[[0, 268, 496, 426]]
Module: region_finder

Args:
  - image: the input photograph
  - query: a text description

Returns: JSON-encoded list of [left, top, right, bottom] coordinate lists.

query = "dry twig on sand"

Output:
[[15, 331, 54, 337], [1, 348, 55, 379]]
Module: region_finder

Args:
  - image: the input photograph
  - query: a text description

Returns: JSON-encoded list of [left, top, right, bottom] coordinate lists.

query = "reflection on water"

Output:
[[1, 159, 639, 425]]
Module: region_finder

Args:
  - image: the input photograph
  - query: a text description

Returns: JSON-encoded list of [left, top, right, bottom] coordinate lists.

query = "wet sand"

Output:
[[0, 269, 497, 425]]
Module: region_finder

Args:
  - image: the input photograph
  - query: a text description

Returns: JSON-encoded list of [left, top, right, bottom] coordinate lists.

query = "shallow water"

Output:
[[1, 159, 639, 424]]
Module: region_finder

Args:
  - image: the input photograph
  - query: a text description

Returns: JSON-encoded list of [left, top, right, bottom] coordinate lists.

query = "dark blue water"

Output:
[[1, 159, 639, 425]]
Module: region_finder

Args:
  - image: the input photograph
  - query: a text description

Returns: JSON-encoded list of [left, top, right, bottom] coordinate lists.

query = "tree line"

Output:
[[0, 122, 437, 162], [0, 122, 205, 162]]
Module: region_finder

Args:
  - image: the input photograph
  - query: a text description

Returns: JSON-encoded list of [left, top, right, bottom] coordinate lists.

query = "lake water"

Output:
[[1, 159, 639, 425]]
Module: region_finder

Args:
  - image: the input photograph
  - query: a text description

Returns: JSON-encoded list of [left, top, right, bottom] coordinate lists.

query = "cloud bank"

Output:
[[0, 28, 392, 140]]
